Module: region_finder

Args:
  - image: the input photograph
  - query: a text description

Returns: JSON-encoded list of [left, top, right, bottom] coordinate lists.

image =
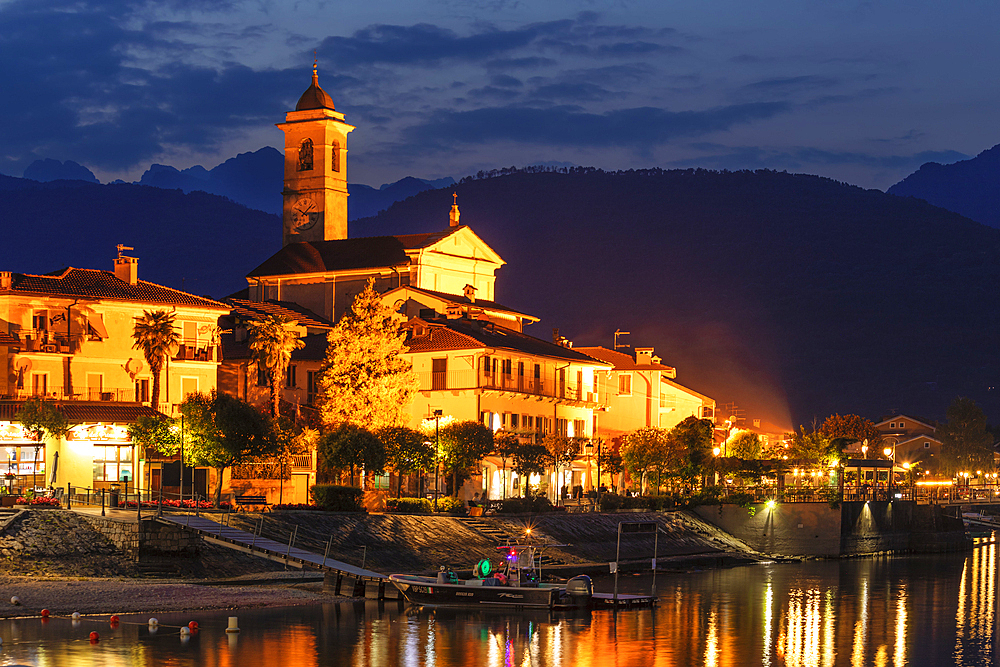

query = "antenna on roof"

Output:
[[116, 244, 134, 259], [614, 329, 631, 350]]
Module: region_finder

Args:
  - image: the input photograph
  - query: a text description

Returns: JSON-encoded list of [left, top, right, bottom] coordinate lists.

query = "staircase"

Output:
[[456, 517, 567, 567]]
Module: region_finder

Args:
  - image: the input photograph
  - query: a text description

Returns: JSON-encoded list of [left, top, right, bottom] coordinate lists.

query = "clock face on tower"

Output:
[[290, 197, 318, 233]]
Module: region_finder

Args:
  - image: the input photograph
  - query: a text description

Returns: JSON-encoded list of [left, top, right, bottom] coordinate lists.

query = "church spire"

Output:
[[450, 192, 461, 228]]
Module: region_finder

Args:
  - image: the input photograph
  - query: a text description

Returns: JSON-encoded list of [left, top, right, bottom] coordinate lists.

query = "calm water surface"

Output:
[[1, 540, 998, 666]]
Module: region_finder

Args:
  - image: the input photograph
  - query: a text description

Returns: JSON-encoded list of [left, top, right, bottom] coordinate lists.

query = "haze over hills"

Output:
[[20, 149, 455, 221], [353, 168, 1000, 429], [2, 166, 998, 428], [888, 144, 1000, 228]]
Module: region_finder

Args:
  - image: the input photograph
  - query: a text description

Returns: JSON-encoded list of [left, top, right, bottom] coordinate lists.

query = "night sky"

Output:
[[2, 0, 995, 189]]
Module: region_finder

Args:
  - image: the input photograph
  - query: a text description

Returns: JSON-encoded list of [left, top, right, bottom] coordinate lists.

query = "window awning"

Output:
[[87, 314, 109, 339]]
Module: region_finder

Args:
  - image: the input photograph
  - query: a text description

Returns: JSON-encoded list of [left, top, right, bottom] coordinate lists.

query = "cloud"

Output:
[[744, 75, 839, 91], [403, 102, 792, 148], [529, 82, 614, 102], [486, 56, 557, 70], [490, 74, 523, 87]]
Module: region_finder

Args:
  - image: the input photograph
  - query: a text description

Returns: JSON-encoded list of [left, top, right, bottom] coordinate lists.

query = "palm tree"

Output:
[[132, 310, 180, 411], [247, 315, 305, 418]]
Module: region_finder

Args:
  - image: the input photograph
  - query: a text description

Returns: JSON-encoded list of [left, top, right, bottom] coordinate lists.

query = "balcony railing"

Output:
[[7, 386, 138, 402], [415, 370, 597, 403], [172, 339, 218, 362]]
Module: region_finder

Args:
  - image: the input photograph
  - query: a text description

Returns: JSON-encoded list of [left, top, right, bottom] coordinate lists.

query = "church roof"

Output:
[[295, 68, 336, 111], [247, 229, 461, 278], [383, 285, 539, 322], [5, 268, 228, 310], [226, 298, 333, 329]]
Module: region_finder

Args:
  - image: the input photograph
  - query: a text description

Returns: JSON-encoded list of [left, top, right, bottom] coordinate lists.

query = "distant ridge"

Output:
[[888, 144, 1000, 228]]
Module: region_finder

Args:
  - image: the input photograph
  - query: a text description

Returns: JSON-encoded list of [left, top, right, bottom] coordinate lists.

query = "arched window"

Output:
[[331, 140, 340, 172], [298, 138, 314, 171]]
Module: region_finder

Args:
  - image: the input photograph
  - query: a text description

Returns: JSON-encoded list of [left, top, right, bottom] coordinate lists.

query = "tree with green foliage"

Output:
[[728, 430, 762, 459], [127, 415, 180, 457], [15, 397, 70, 488], [541, 434, 582, 502], [316, 279, 419, 430], [492, 432, 521, 499], [179, 391, 279, 506], [597, 447, 624, 492], [670, 416, 715, 478], [377, 425, 434, 498], [318, 423, 386, 487], [439, 420, 493, 497], [621, 427, 669, 493], [788, 426, 841, 465], [132, 310, 180, 410], [939, 397, 994, 474], [819, 414, 880, 446], [511, 443, 551, 497], [247, 315, 305, 418]]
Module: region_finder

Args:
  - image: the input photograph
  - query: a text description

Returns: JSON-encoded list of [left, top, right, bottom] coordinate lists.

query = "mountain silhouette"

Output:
[[888, 144, 1000, 228], [23, 159, 99, 184], [136, 147, 454, 219], [354, 167, 1000, 429]]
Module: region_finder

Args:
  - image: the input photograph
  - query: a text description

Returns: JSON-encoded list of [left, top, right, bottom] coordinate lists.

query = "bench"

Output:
[[234, 495, 270, 512]]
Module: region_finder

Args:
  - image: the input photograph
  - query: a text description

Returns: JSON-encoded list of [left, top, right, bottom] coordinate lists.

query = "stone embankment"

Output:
[[224, 509, 761, 574]]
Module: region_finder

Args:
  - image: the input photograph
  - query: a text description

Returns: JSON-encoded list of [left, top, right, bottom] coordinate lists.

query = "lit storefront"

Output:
[[0, 422, 46, 492]]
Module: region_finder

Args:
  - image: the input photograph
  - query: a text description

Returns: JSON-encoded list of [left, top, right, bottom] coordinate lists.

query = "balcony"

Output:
[[172, 339, 218, 363], [7, 386, 138, 402], [21, 330, 77, 354], [415, 370, 597, 405]]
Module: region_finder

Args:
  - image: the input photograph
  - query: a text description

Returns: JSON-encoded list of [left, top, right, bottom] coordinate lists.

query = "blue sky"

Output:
[[1, 0, 995, 189]]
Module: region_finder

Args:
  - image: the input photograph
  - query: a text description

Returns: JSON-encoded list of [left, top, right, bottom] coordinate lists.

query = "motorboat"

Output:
[[390, 545, 593, 610]]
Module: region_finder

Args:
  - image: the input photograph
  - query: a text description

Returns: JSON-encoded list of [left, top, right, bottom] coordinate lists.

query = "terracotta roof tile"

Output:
[[0, 401, 162, 423], [576, 346, 676, 373], [8, 268, 227, 309], [226, 299, 333, 329]]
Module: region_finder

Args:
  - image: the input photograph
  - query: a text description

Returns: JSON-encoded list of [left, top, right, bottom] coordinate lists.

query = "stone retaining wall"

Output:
[[82, 517, 199, 561]]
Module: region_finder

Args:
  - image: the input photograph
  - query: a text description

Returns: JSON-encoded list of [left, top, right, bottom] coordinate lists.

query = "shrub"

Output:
[[726, 491, 756, 509], [311, 485, 364, 512], [685, 486, 724, 508], [386, 497, 432, 513], [496, 495, 554, 514], [598, 494, 677, 512], [434, 496, 465, 514]]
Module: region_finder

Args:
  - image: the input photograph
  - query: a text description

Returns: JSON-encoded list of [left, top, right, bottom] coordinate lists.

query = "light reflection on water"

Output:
[[0, 542, 997, 666]]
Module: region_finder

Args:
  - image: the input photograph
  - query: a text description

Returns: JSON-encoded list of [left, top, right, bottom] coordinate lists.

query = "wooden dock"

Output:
[[590, 593, 658, 609]]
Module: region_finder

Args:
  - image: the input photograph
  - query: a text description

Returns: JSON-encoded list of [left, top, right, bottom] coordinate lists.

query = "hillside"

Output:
[[353, 168, 1000, 428], [888, 144, 1000, 228]]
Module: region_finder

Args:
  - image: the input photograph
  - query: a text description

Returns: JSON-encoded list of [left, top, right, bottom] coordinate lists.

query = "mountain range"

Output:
[[19, 149, 454, 221], [5, 157, 1000, 430]]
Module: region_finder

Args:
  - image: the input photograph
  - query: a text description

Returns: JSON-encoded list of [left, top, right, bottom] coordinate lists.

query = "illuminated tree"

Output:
[[318, 423, 386, 487], [127, 415, 180, 457], [819, 414, 880, 445], [542, 434, 582, 502], [179, 392, 279, 506], [939, 397, 994, 474], [621, 427, 668, 493], [316, 279, 418, 429], [492, 432, 521, 499], [788, 427, 840, 464], [247, 315, 304, 418], [132, 310, 180, 410], [728, 430, 762, 459], [377, 425, 434, 497], [15, 398, 69, 489], [511, 443, 551, 497], [439, 421, 492, 496]]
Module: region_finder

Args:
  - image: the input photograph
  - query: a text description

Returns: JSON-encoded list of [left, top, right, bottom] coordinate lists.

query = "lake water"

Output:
[[0, 539, 997, 666]]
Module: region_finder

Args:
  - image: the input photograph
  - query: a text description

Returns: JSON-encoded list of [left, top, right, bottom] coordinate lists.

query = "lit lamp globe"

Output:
[[883, 447, 892, 458], [713, 447, 721, 457]]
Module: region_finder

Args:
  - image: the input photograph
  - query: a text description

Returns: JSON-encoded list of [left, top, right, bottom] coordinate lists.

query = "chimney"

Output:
[[635, 347, 655, 365], [114, 244, 138, 284], [449, 192, 461, 228], [0, 272, 11, 290], [463, 284, 476, 302]]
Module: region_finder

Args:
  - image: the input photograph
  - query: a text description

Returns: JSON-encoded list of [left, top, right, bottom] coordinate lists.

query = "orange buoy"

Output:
[[40, 609, 49, 618], [89, 631, 99, 642], [188, 621, 198, 631], [110, 615, 120, 624]]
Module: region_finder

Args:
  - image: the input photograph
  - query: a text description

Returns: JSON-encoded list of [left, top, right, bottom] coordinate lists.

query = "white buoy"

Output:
[[72, 612, 81, 620], [225, 616, 240, 633], [9, 597, 19, 606], [180, 627, 190, 636], [148, 618, 158, 626]]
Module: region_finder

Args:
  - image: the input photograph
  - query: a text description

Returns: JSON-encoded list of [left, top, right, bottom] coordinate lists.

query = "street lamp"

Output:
[[433, 409, 442, 512]]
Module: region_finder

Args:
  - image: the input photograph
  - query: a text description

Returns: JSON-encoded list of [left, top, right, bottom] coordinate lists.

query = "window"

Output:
[[502, 359, 512, 376], [701, 406, 714, 419], [518, 362, 524, 377], [523, 415, 533, 430], [307, 371, 317, 405], [511, 414, 519, 429], [899, 421, 905, 428], [298, 138, 314, 171], [556, 418, 568, 436], [32, 311, 48, 332], [618, 373, 632, 395], [31, 373, 47, 396], [331, 140, 340, 172], [483, 355, 491, 376], [889, 422, 895, 428], [559, 368, 566, 397], [286, 364, 297, 388], [256, 363, 269, 387], [534, 364, 541, 379], [135, 378, 150, 403], [573, 419, 586, 438], [93, 445, 133, 483], [432, 358, 448, 390], [86, 373, 103, 400], [924, 442, 930, 449]]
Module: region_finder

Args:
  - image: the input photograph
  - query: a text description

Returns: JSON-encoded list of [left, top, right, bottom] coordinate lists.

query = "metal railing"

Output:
[[414, 370, 597, 403], [6, 386, 139, 402]]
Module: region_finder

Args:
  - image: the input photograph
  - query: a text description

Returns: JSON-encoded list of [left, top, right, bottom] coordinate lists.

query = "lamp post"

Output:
[[884, 446, 894, 498], [902, 462, 912, 500], [433, 409, 442, 512]]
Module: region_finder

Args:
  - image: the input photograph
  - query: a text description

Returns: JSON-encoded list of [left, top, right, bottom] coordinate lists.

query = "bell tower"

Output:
[[277, 63, 355, 246]]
